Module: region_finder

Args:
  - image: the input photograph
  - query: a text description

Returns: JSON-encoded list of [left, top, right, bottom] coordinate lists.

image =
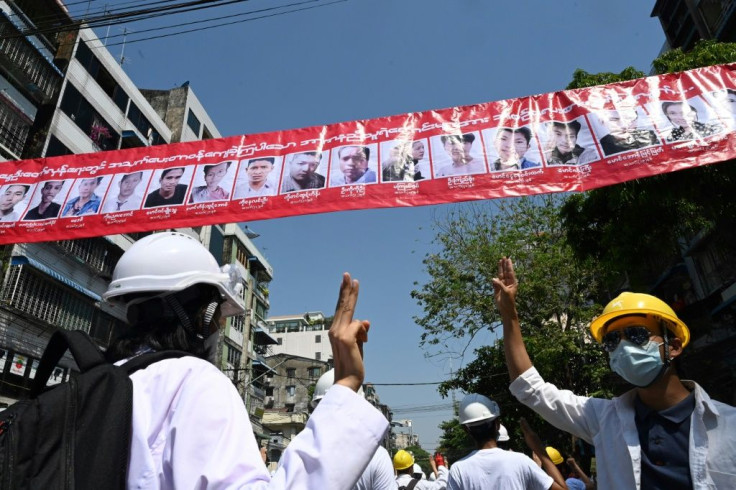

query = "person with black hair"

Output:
[[103, 231, 388, 489], [662, 101, 723, 142], [144, 167, 188, 207], [435, 134, 486, 177], [0, 184, 30, 221], [491, 127, 540, 171], [62, 177, 103, 216], [543, 121, 598, 166], [447, 394, 566, 489]]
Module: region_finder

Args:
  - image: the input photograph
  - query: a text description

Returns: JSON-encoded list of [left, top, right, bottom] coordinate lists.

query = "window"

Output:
[[45, 135, 72, 157], [187, 109, 201, 136], [277, 337, 282, 345], [226, 346, 241, 366], [265, 387, 274, 396], [308, 367, 321, 379], [315, 335, 321, 343], [59, 84, 119, 151], [286, 368, 296, 379], [285, 403, 295, 413], [315, 352, 321, 361], [285, 385, 295, 397]]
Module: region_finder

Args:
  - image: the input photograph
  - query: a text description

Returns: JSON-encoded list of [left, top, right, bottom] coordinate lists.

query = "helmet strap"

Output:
[[660, 319, 671, 367]]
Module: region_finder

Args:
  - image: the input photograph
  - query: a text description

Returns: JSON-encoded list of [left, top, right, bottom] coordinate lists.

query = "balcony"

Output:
[[0, 14, 63, 105], [0, 95, 32, 158]]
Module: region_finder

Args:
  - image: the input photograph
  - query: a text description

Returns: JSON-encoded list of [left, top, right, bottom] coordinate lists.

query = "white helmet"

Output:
[[311, 368, 363, 408], [412, 464, 426, 479], [458, 393, 500, 426], [497, 424, 510, 442], [103, 232, 245, 317]]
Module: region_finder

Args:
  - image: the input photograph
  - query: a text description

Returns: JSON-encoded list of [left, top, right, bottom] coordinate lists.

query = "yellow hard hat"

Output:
[[545, 446, 564, 465], [393, 450, 414, 471], [590, 292, 690, 347]]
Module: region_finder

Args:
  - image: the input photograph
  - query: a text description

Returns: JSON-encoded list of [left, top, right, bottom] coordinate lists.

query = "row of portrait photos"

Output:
[[2, 88, 736, 223]]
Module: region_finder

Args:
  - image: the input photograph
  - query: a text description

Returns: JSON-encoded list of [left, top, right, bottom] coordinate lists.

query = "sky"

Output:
[[87, 0, 667, 451]]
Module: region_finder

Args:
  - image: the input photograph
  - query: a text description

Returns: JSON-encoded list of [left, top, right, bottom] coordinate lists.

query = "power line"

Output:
[[3, 0, 249, 39], [93, 0, 347, 49], [88, 0, 323, 44]]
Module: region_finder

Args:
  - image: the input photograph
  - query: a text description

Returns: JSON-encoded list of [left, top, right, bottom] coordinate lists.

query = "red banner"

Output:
[[1, 64, 735, 245]]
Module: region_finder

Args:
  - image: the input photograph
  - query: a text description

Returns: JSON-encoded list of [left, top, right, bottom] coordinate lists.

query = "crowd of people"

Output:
[[94, 235, 734, 489]]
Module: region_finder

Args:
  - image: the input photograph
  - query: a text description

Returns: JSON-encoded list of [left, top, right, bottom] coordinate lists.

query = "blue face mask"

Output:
[[608, 339, 666, 387]]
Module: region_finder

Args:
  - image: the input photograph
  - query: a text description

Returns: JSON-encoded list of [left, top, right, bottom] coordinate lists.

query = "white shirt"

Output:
[[127, 356, 388, 489], [396, 465, 448, 490], [354, 446, 397, 490], [233, 182, 275, 199], [102, 193, 143, 213], [447, 448, 552, 490], [510, 366, 736, 490]]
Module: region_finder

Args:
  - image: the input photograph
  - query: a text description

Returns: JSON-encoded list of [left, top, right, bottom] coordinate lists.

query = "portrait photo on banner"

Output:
[[481, 126, 542, 172], [650, 95, 726, 144], [60, 176, 112, 218], [378, 138, 430, 182], [0, 182, 37, 223], [537, 116, 601, 167], [430, 131, 488, 178], [328, 144, 379, 187], [232, 156, 283, 199], [143, 166, 195, 209], [189, 160, 236, 203], [703, 87, 736, 131], [588, 104, 661, 157], [100, 170, 152, 213], [22, 179, 72, 221], [280, 150, 328, 193]]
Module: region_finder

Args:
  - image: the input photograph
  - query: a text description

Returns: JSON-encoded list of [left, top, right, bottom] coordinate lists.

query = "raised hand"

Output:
[[492, 257, 519, 318], [329, 273, 370, 393]]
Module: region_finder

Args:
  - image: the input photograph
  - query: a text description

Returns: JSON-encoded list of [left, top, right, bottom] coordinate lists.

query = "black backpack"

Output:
[[0, 330, 188, 489]]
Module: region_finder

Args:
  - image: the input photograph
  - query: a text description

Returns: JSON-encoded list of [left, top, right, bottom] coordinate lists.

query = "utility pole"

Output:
[[118, 28, 128, 66]]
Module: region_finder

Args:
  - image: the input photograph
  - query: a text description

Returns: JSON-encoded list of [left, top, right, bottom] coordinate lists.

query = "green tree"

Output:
[[413, 196, 614, 453], [566, 67, 644, 90], [436, 418, 474, 464], [403, 444, 432, 476]]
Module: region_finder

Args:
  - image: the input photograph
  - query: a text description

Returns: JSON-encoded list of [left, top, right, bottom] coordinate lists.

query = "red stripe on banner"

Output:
[[0, 64, 735, 245]]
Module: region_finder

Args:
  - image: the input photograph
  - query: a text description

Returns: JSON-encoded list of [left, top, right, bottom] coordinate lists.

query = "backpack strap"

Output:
[[31, 330, 106, 397], [399, 478, 420, 490], [121, 350, 191, 375]]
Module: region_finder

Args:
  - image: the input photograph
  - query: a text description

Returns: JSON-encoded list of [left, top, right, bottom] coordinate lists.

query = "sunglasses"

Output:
[[602, 326, 654, 353]]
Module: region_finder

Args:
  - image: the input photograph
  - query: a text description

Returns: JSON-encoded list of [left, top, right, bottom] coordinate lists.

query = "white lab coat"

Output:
[[354, 446, 397, 490], [125, 356, 388, 489], [510, 366, 736, 490]]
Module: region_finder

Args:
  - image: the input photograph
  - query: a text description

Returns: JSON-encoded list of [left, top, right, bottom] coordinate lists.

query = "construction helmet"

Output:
[[590, 292, 690, 347], [310, 368, 364, 408], [103, 232, 245, 317], [393, 450, 414, 471], [545, 446, 564, 465], [458, 393, 500, 426], [497, 424, 510, 442]]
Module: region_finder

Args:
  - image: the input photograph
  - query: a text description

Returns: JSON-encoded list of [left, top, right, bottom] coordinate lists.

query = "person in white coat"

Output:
[[311, 368, 397, 490], [103, 231, 388, 489], [494, 256, 736, 489]]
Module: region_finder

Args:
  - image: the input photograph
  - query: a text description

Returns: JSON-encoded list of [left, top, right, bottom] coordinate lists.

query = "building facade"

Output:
[[651, 0, 736, 51], [265, 311, 333, 362], [0, 3, 269, 415], [201, 223, 276, 435], [261, 353, 330, 463]]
